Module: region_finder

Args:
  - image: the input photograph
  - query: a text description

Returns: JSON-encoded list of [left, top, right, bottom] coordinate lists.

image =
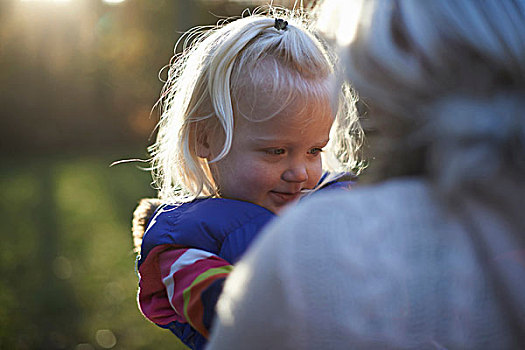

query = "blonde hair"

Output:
[[316, 0, 525, 194], [150, 7, 363, 202]]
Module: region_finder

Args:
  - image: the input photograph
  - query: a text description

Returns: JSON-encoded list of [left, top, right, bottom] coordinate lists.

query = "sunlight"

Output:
[[20, 0, 127, 3], [20, 0, 72, 2], [316, 0, 364, 46]]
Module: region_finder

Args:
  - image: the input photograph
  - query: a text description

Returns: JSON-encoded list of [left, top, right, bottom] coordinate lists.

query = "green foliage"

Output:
[[0, 153, 187, 349], [0, 1, 307, 348]]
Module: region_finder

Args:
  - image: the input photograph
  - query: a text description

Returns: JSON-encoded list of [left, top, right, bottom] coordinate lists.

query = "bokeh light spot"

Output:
[[95, 329, 117, 349], [102, 0, 126, 5], [104, 281, 125, 304]]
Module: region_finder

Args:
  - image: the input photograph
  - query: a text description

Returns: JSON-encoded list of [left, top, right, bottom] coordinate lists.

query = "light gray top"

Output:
[[208, 178, 525, 349]]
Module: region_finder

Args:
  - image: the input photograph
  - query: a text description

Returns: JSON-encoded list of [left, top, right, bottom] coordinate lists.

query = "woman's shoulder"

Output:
[[292, 177, 435, 222], [249, 178, 515, 349], [264, 177, 448, 264]]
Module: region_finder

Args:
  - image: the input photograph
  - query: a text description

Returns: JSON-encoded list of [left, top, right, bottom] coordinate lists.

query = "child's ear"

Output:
[[195, 123, 211, 159]]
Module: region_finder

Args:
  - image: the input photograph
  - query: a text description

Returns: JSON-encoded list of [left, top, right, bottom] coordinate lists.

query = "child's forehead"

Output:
[[233, 109, 333, 150], [233, 69, 334, 123], [234, 94, 334, 135], [234, 88, 334, 125]]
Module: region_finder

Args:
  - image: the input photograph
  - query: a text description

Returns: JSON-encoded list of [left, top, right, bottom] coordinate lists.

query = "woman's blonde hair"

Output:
[[316, 0, 525, 195], [150, 7, 363, 202]]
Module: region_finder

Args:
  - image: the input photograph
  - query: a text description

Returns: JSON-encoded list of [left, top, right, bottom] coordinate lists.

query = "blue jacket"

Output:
[[138, 198, 275, 349], [138, 198, 275, 268]]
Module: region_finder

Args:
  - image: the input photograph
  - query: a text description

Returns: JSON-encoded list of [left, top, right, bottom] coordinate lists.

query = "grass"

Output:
[[0, 152, 187, 349]]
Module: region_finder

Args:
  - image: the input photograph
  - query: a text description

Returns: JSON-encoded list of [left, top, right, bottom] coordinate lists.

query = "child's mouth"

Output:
[[269, 191, 301, 204]]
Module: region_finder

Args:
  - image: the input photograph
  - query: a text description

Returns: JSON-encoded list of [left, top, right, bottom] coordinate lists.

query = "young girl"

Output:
[[133, 8, 362, 350]]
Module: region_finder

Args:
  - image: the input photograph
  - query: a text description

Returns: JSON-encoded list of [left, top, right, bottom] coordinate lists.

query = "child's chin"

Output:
[[266, 194, 301, 214]]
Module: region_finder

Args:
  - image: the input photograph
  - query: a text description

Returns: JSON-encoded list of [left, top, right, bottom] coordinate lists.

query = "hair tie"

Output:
[[274, 18, 288, 31]]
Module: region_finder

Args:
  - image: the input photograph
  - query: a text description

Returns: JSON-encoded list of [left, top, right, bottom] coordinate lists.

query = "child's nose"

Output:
[[282, 164, 308, 183]]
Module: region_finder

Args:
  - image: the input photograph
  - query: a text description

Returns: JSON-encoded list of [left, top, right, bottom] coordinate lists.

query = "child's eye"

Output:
[[265, 148, 285, 155], [308, 147, 324, 155]]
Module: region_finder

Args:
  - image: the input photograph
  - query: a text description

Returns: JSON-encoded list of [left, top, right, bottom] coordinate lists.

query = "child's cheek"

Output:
[[309, 159, 324, 187], [248, 161, 281, 185]]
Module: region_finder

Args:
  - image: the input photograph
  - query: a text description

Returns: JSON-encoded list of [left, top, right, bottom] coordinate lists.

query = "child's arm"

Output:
[[138, 244, 232, 339], [158, 247, 232, 338]]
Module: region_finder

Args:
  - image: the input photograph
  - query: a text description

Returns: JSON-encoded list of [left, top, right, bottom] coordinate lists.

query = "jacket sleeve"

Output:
[[138, 244, 233, 339]]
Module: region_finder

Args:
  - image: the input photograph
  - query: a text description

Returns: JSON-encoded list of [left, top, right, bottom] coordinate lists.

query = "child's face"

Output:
[[207, 96, 334, 214]]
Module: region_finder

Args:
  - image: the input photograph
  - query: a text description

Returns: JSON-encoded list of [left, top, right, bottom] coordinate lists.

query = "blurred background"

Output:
[[0, 0, 301, 349]]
